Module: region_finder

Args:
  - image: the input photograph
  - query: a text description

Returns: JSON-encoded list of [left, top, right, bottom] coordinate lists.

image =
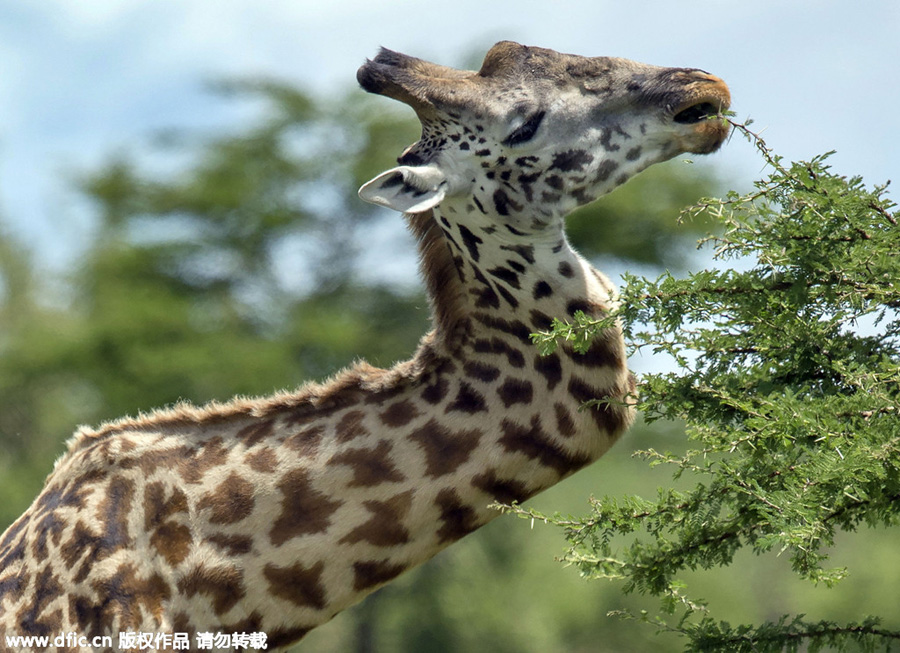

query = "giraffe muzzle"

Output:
[[671, 74, 732, 154]]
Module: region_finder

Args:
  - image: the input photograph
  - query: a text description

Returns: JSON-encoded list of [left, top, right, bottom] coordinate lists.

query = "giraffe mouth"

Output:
[[673, 101, 720, 124], [671, 84, 732, 154]]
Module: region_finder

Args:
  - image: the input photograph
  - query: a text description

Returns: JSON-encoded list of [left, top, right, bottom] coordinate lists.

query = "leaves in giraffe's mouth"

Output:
[[673, 102, 719, 124]]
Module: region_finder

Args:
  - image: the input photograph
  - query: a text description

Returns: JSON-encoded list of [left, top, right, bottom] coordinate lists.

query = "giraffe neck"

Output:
[[175, 199, 633, 639], [442, 199, 614, 323], [192, 199, 630, 630], [422, 196, 634, 476], [412, 198, 618, 345]]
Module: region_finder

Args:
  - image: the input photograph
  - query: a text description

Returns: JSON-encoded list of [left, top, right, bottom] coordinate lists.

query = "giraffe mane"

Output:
[[68, 355, 427, 450], [407, 209, 468, 339]]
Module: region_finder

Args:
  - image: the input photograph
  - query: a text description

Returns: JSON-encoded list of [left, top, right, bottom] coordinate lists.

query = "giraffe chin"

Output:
[[681, 117, 732, 155]]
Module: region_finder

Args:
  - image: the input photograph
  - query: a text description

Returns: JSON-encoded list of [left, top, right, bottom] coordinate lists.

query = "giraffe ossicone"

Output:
[[0, 41, 730, 651]]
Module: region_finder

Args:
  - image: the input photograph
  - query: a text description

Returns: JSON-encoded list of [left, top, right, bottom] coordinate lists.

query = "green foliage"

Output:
[[520, 122, 900, 651]]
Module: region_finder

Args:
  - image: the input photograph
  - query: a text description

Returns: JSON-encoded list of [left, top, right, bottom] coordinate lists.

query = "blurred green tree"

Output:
[[0, 78, 722, 652]]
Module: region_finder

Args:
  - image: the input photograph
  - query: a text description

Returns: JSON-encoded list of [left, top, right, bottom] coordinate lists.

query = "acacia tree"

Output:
[[517, 122, 900, 652]]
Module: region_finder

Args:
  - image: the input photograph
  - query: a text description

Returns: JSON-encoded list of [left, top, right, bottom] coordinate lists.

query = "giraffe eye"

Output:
[[502, 111, 546, 146]]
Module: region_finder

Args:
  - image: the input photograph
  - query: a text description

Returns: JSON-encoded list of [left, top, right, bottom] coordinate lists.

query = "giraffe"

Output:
[[0, 41, 730, 651]]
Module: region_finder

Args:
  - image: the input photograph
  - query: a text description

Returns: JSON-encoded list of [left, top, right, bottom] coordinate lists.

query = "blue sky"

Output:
[[2, 0, 898, 271]]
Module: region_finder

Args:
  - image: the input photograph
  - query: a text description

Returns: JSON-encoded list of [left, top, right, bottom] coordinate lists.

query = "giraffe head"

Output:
[[358, 41, 730, 225]]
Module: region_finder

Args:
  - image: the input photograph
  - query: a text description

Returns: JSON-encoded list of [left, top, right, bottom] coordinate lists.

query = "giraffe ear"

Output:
[[359, 165, 447, 214]]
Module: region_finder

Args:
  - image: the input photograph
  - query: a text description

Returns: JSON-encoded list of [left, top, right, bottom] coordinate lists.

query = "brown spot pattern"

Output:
[[421, 375, 450, 404], [339, 491, 413, 547], [352, 559, 406, 592], [472, 337, 526, 368], [328, 440, 406, 487], [172, 612, 193, 641], [70, 593, 105, 639], [61, 522, 103, 583], [207, 533, 254, 556], [119, 445, 192, 476], [499, 415, 591, 475], [84, 563, 171, 632], [554, 402, 577, 437], [197, 472, 255, 525], [496, 378, 534, 407], [283, 425, 324, 456], [0, 516, 28, 569], [246, 447, 278, 473], [566, 298, 592, 317], [434, 488, 480, 543], [463, 359, 501, 383], [16, 566, 62, 636], [270, 469, 344, 546], [549, 149, 594, 172], [335, 410, 369, 443], [532, 280, 553, 299], [500, 243, 535, 264], [223, 611, 263, 637], [529, 309, 554, 332], [0, 536, 26, 602], [143, 482, 192, 566], [379, 399, 420, 427], [471, 276, 501, 309], [149, 522, 192, 567], [568, 377, 628, 433], [409, 419, 483, 478], [177, 563, 244, 616], [566, 339, 621, 368], [445, 381, 488, 414], [264, 561, 327, 610], [96, 475, 135, 557], [180, 437, 229, 484], [235, 419, 274, 448], [473, 313, 532, 343], [29, 474, 101, 560], [471, 470, 532, 505], [143, 482, 188, 530], [533, 352, 562, 390]]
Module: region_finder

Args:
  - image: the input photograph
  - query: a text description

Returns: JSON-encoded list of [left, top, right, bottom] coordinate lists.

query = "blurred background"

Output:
[[1, 2, 897, 651]]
